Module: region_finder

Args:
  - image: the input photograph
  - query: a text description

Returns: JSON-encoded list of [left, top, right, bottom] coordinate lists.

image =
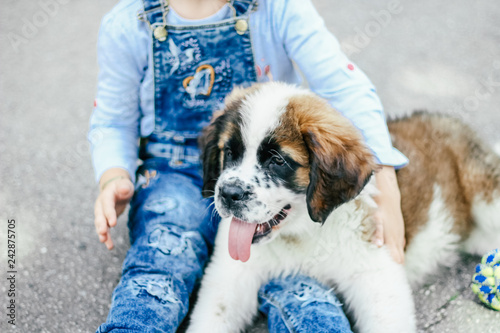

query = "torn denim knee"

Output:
[[148, 226, 201, 257], [132, 275, 182, 305], [292, 281, 342, 308], [144, 197, 178, 214]]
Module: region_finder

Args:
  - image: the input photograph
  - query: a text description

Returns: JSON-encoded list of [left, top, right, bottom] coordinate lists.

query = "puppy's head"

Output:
[[200, 83, 375, 261]]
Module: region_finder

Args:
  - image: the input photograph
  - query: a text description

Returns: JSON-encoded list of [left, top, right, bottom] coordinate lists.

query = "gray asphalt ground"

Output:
[[1, 0, 500, 332]]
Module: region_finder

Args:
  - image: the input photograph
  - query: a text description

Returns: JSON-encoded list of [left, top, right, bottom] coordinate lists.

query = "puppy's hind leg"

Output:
[[461, 142, 500, 255], [404, 184, 461, 286], [464, 195, 500, 255]]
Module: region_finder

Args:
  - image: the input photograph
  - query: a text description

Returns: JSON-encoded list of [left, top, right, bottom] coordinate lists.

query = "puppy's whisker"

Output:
[[203, 200, 216, 212], [270, 149, 292, 170]]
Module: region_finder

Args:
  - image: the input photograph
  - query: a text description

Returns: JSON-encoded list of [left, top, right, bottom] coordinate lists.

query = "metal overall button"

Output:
[[154, 26, 168, 42], [235, 19, 248, 35], [227, 0, 249, 35]]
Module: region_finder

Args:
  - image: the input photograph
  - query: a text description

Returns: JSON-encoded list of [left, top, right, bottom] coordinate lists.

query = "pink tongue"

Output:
[[228, 217, 257, 262]]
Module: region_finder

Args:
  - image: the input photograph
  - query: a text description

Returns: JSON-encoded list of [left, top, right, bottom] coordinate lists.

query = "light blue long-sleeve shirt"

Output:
[[89, 0, 408, 183]]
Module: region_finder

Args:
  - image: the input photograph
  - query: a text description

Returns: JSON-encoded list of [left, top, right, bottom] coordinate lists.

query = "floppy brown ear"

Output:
[[289, 96, 376, 223], [303, 129, 375, 223]]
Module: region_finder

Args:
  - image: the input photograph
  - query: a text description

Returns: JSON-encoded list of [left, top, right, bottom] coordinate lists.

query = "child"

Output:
[[89, 0, 408, 331]]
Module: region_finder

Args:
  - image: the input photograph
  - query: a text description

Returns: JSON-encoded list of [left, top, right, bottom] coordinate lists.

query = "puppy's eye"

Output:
[[271, 155, 285, 166], [225, 148, 233, 160]]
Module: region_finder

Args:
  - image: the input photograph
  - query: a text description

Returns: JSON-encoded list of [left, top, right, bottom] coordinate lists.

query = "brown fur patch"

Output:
[[388, 112, 500, 244], [217, 122, 237, 150], [295, 167, 310, 188]]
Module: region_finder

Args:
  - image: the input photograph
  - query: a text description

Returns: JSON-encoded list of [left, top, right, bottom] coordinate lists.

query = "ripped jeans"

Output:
[[96, 158, 352, 333]]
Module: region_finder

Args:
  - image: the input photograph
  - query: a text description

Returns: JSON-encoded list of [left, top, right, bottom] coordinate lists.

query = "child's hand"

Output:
[[372, 166, 406, 264], [94, 169, 134, 250]]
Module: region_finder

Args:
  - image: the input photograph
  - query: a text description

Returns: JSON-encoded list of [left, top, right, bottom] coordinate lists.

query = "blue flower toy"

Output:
[[471, 249, 500, 311]]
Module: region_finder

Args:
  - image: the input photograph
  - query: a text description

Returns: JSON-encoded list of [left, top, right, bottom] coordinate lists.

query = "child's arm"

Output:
[[373, 166, 405, 264], [274, 0, 407, 262], [89, 10, 147, 249]]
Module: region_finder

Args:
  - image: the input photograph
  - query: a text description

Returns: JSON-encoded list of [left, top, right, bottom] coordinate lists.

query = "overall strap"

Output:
[[232, 0, 258, 16], [142, 0, 162, 12], [137, 0, 166, 32]]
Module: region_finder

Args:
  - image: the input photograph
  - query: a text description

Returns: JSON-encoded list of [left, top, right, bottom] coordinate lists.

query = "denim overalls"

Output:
[[97, 1, 352, 332]]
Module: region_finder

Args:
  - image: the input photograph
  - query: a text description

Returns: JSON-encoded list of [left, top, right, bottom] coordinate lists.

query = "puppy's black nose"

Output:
[[220, 184, 247, 203]]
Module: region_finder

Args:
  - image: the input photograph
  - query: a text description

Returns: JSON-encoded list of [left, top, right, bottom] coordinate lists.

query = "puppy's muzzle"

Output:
[[220, 183, 251, 208]]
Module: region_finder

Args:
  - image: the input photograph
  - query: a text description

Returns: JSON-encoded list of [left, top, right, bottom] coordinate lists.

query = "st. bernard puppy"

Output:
[[187, 82, 500, 333]]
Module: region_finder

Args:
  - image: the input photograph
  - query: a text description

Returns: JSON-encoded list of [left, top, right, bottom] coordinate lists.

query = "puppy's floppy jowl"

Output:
[[188, 82, 500, 333]]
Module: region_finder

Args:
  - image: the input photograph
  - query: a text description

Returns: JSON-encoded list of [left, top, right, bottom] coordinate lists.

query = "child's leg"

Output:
[[97, 161, 217, 333], [258, 274, 352, 333]]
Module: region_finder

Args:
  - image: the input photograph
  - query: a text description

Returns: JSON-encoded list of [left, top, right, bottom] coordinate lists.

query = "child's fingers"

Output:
[[387, 244, 405, 265], [94, 177, 133, 251], [373, 211, 405, 264], [97, 202, 114, 250], [94, 199, 109, 237], [94, 200, 113, 249], [102, 189, 118, 228], [104, 231, 114, 250]]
